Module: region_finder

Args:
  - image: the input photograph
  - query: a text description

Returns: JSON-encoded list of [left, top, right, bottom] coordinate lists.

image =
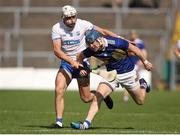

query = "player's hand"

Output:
[[78, 65, 88, 77], [70, 60, 80, 69], [143, 60, 153, 71], [80, 70, 88, 77]]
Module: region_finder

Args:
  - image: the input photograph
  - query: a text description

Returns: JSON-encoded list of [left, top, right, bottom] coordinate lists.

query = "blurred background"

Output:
[[0, 0, 180, 90]]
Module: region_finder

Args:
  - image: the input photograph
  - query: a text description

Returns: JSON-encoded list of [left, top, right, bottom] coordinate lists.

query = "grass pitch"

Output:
[[0, 90, 180, 134]]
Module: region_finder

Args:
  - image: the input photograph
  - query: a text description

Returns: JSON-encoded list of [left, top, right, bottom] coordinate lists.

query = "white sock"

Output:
[[83, 120, 91, 129]]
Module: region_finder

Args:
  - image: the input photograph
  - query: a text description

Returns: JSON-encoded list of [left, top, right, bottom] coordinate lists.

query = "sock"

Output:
[[139, 78, 147, 90], [56, 118, 62, 123], [83, 119, 91, 129], [56, 118, 63, 127]]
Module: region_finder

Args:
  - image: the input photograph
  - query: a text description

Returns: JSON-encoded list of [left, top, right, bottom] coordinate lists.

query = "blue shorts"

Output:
[[60, 60, 90, 78]]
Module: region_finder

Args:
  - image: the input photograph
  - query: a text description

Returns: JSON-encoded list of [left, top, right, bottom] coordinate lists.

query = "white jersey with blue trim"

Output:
[[51, 19, 94, 60]]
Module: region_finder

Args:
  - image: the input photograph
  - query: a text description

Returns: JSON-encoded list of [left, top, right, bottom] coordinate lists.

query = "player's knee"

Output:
[[94, 91, 104, 102], [80, 90, 98, 103], [81, 96, 92, 103], [55, 86, 65, 97]]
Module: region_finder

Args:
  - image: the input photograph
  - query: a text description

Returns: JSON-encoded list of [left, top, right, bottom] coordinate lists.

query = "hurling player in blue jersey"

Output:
[[70, 29, 153, 129]]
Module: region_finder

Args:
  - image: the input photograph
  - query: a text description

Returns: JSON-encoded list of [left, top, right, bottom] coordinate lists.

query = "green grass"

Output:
[[0, 90, 180, 134]]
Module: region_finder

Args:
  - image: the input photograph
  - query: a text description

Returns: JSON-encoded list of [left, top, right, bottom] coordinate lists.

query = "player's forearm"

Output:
[[95, 26, 119, 37], [54, 49, 75, 64], [129, 44, 146, 62], [130, 44, 153, 70], [142, 49, 148, 59], [52, 40, 73, 64], [135, 49, 146, 63], [76, 52, 85, 63], [102, 29, 119, 37]]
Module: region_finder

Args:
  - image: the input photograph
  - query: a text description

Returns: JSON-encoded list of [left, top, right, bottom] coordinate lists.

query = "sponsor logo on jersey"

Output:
[[107, 39, 116, 45], [63, 40, 80, 45]]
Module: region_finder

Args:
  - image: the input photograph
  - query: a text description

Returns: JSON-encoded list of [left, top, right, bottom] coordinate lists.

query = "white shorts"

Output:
[[100, 68, 140, 91]]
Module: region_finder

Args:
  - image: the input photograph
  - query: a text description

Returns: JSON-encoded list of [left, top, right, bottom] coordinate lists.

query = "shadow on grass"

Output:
[[25, 124, 134, 130], [25, 124, 69, 129]]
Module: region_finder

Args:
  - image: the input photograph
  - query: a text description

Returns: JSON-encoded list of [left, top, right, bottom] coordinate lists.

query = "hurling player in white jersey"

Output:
[[51, 5, 119, 128]]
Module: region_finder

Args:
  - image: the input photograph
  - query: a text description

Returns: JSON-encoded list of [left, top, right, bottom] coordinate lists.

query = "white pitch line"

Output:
[[0, 129, 179, 134]]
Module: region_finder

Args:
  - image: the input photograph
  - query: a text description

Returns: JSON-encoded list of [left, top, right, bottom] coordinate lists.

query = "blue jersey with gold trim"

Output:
[[83, 36, 135, 74]]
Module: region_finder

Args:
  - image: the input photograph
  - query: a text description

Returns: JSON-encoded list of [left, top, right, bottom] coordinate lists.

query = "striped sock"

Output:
[[56, 118, 62, 122], [83, 120, 91, 129], [139, 78, 147, 89]]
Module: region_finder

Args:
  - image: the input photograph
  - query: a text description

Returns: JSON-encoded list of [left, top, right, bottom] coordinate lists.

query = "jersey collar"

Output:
[[103, 38, 108, 50]]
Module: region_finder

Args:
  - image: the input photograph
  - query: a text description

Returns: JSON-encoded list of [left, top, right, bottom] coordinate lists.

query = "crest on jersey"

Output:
[[76, 31, 80, 36]]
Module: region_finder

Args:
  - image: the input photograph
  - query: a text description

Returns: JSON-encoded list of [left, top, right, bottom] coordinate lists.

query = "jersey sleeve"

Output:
[[106, 36, 129, 50], [117, 38, 129, 50], [81, 19, 94, 31], [51, 24, 61, 40], [83, 48, 95, 58]]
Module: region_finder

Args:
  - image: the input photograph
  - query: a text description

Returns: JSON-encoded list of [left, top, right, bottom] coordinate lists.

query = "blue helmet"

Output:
[[85, 29, 102, 44]]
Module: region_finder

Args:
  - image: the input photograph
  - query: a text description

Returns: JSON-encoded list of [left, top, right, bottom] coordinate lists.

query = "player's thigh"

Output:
[[97, 83, 113, 98], [55, 69, 72, 93], [77, 77, 91, 97]]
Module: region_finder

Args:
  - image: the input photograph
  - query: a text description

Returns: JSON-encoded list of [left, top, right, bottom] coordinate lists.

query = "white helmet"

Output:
[[62, 5, 77, 18]]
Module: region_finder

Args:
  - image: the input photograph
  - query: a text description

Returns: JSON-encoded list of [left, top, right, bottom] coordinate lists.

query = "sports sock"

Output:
[[56, 118, 63, 127], [139, 78, 147, 90], [83, 119, 91, 129], [56, 118, 62, 122]]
